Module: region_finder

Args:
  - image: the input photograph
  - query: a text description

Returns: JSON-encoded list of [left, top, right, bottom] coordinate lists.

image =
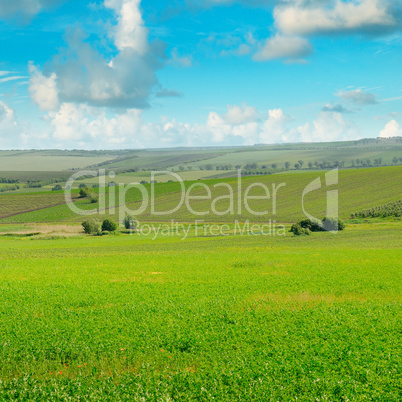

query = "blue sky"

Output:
[[0, 0, 401, 149]]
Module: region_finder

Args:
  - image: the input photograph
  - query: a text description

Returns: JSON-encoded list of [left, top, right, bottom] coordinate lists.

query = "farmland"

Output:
[[0, 166, 401, 225], [0, 222, 400, 399], [0, 147, 401, 400]]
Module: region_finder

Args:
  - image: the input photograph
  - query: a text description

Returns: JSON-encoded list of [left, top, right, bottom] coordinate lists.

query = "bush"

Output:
[[298, 219, 323, 232], [101, 219, 117, 232], [79, 187, 90, 198], [123, 215, 137, 230], [322, 217, 346, 231], [290, 224, 310, 236], [82, 219, 101, 235], [292, 217, 346, 234], [89, 193, 99, 203]]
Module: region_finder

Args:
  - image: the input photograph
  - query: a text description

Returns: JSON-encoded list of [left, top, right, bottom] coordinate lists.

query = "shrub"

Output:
[[101, 219, 117, 232], [291, 218, 346, 234], [89, 193, 99, 204], [322, 217, 346, 231], [298, 219, 323, 232], [79, 187, 90, 198], [123, 215, 137, 230], [82, 219, 101, 235], [290, 224, 310, 236]]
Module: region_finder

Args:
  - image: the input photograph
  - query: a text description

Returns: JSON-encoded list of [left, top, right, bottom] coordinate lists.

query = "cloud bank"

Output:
[[29, 0, 165, 111]]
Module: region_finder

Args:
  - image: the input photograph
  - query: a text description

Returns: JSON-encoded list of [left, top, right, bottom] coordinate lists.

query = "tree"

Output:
[[298, 160, 304, 168], [392, 156, 398, 164], [271, 163, 277, 169], [101, 219, 117, 232], [285, 162, 290, 170], [322, 217, 346, 231], [179, 166, 185, 171], [89, 193, 99, 203], [123, 215, 137, 230], [52, 184, 62, 191], [79, 187, 90, 198], [290, 224, 310, 236], [78, 183, 87, 189], [294, 163, 300, 170], [235, 165, 242, 170], [308, 162, 313, 169], [82, 219, 101, 235]]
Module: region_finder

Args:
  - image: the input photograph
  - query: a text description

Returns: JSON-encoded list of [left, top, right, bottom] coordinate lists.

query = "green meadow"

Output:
[[0, 223, 401, 400], [0, 148, 401, 400], [1, 166, 401, 225]]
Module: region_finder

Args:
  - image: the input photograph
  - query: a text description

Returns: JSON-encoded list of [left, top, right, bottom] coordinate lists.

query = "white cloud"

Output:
[[29, 1, 164, 109], [248, 0, 401, 62], [29, 63, 59, 111], [275, 0, 398, 36], [0, 101, 15, 123], [297, 111, 357, 142], [12, 97, 364, 149], [0, 75, 28, 83], [260, 108, 293, 142], [253, 34, 313, 61], [206, 104, 260, 144], [336, 89, 378, 105], [104, 0, 148, 54], [223, 104, 259, 125], [380, 120, 402, 138], [48, 103, 143, 146], [47, 103, 211, 148], [0, 101, 21, 148]]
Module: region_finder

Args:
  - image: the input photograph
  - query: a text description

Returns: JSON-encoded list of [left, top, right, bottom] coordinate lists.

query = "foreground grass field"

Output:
[[0, 223, 400, 400]]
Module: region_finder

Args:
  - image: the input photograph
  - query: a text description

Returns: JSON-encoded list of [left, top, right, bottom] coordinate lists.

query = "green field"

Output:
[[0, 222, 400, 399], [1, 166, 401, 225], [0, 151, 116, 172], [0, 148, 401, 400]]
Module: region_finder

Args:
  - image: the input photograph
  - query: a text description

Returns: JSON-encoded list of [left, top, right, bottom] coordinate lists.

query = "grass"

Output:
[[0, 222, 400, 400], [0, 157, 401, 399], [170, 146, 402, 170], [1, 166, 401, 225], [0, 153, 113, 171], [0, 192, 68, 220], [73, 169, 231, 187]]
